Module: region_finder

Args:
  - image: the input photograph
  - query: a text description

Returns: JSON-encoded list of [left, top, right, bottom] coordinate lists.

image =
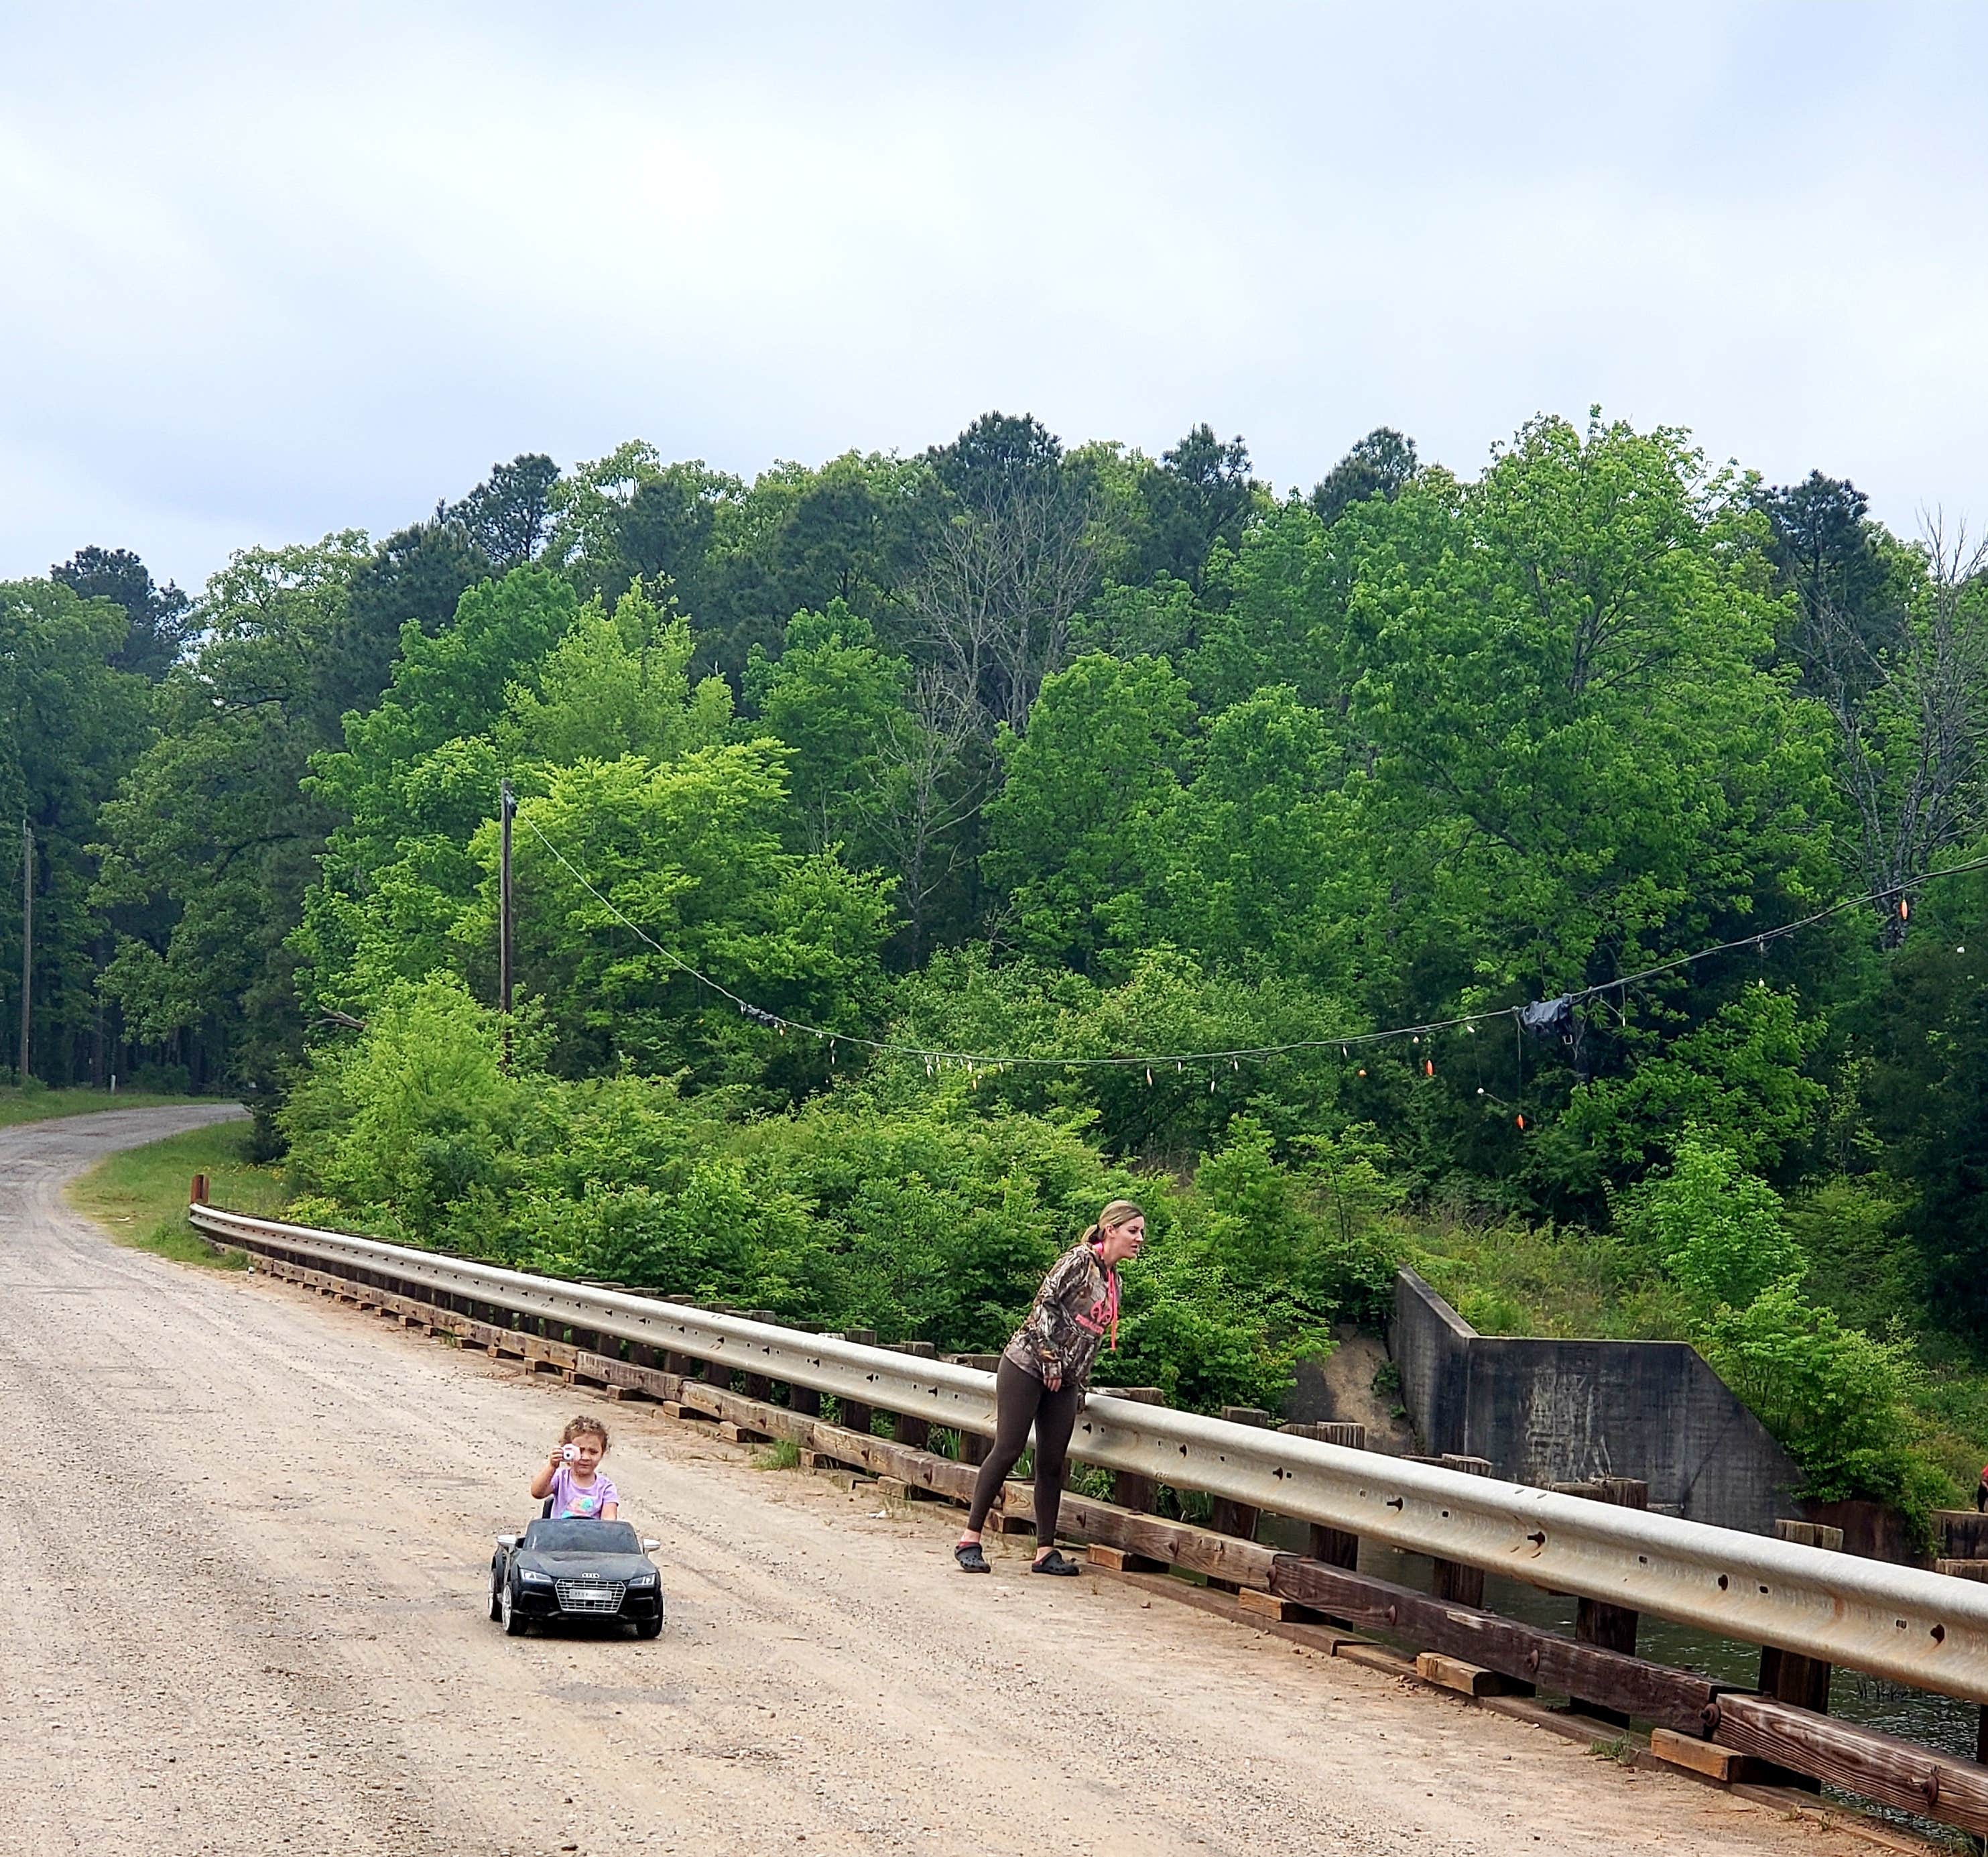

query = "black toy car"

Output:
[[489, 1518, 665, 1637]]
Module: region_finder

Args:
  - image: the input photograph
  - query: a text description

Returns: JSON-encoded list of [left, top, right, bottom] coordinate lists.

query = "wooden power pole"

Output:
[[17, 820, 31, 1086], [499, 780, 515, 1068]]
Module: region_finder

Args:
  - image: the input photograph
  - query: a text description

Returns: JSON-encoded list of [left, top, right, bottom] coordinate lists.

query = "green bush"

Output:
[[1618, 1134, 1807, 1316], [1698, 1279, 1954, 1519]]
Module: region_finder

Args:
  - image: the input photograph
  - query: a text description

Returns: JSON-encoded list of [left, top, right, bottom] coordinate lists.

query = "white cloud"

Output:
[[2, 0, 1984, 591]]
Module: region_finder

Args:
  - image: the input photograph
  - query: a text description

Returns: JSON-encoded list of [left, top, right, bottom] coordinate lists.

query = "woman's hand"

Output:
[[1042, 1368, 1062, 1392]]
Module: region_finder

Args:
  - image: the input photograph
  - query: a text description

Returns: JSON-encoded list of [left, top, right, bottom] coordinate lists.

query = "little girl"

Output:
[[530, 1416, 621, 1519]]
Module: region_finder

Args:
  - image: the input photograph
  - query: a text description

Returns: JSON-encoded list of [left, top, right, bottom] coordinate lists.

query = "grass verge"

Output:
[[0, 1087, 204, 1130], [65, 1118, 288, 1269]]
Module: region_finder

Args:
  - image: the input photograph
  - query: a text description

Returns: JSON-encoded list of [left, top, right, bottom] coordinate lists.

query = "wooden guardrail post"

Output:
[[1759, 1518, 1841, 1772], [945, 1355, 1001, 1463], [189, 1173, 209, 1205], [1281, 1421, 1365, 1568], [886, 1343, 936, 1448], [1566, 1476, 1648, 1723], [1430, 1455, 1493, 1605], [742, 1312, 778, 1400], [1208, 1406, 1271, 1590], [838, 1330, 877, 1435], [1107, 1388, 1167, 1513], [786, 1325, 824, 1417], [657, 1296, 703, 1378]]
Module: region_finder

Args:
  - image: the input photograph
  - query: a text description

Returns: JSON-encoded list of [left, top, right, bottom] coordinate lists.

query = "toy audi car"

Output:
[[489, 1517, 664, 1637]]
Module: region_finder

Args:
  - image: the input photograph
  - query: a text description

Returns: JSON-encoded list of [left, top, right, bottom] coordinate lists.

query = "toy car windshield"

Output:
[[526, 1518, 641, 1553]]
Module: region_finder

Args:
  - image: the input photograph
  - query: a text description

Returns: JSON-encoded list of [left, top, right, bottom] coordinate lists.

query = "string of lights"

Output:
[[519, 808, 1988, 1080]]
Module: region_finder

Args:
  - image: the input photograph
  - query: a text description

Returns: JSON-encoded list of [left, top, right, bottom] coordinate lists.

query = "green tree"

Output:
[[50, 546, 192, 682], [92, 533, 373, 1097], [0, 579, 149, 1083], [981, 653, 1196, 969], [494, 746, 893, 1087], [1619, 1133, 1807, 1313], [1310, 426, 1418, 526]]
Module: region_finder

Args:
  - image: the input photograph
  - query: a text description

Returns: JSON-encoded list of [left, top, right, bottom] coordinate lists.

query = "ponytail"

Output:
[[1086, 1198, 1145, 1248]]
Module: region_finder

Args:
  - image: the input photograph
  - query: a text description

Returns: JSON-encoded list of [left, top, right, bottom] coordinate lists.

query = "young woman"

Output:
[[954, 1199, 1145, 1575]]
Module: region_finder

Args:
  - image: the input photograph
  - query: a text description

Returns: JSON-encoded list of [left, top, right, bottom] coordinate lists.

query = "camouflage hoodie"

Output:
[[1001, 1242, 1119, 1391]]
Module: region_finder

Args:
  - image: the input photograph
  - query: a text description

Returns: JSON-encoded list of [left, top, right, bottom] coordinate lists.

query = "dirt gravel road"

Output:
[[1, 1108, 1876, 1857]]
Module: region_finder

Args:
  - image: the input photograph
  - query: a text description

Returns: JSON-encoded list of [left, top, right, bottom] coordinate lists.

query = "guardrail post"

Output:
[[1759, 1518, 1839, 1768], [1208, 1406, 1271, 1589], [946, 1355, 1001, 1462], [838, 1331, 877, 1435], [1108, 1388, 1168, 1511], [657, 1297, 703, 1378], [887, 1343, 936, 1448], [189, 1173, 208, 1205], [1281, 1422, 1365, 1567], [787, 1326, 824, 1417], [743, 1313, 778, 1401], [1430, 1455, 1494, 1604], [1568, 1477, 1648, 1723]]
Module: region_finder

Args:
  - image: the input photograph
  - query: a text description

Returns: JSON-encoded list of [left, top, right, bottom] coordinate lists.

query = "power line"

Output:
[[517, 808, 1988, 1077]]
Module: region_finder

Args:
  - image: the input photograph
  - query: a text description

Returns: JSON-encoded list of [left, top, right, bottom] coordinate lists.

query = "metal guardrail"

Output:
[[191, 1201, 1988, 1705]]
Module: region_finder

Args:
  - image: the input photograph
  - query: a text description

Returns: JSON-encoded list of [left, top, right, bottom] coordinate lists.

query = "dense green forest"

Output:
[[7, 410, 1987, 1522]]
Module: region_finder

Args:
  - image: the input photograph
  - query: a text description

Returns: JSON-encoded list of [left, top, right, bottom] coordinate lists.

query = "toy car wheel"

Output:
[[500, 1576, 529, 1636], [633, 1616, 662, 1640], [487, 1570, 503, 1622]]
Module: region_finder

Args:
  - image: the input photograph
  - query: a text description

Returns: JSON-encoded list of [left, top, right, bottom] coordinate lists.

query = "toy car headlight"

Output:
[[627, 1573, 658, 1586], [518, 1568, 552, 1584]]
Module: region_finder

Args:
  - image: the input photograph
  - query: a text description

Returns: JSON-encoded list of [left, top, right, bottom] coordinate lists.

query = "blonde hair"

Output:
[[561, 1415, 609, 1453], [1082, 1198, 1145, 1248]]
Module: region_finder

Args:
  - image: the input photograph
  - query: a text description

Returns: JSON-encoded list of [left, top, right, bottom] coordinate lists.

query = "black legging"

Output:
[[966, 1355, 1083, 1549]]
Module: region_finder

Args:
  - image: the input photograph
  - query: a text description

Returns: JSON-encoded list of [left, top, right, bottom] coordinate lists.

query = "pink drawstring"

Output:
[[1105, 1264, 1119, 1352]]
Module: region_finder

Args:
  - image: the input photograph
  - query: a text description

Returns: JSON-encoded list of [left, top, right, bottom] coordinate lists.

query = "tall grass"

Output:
[[66, 1120, 287, 1269]]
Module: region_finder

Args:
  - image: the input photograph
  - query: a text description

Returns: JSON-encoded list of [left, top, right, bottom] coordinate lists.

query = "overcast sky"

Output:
[[3, 1, 1985, 595]]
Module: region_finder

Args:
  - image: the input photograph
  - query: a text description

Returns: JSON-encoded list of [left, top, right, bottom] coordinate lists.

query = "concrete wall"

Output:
[[1389, 1268, 1802, 1536]]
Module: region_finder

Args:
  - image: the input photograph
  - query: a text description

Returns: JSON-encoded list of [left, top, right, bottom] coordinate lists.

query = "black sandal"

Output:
[[1030, 1549, 1080, 1576], [954, 1541, 991, 1573]]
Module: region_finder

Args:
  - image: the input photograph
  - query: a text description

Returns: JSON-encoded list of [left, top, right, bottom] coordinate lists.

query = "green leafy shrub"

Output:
[[1698, 1280, 1954, 1518], [1618, 1134, 1807, 1315]]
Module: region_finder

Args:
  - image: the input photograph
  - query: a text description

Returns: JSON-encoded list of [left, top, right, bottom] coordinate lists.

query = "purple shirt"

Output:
[[548, 1465, 619, 1518]]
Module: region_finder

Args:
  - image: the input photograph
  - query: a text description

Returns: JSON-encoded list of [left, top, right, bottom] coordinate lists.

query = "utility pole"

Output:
[[499, 780, 515, 1069], [17, 820, 31, 1087]]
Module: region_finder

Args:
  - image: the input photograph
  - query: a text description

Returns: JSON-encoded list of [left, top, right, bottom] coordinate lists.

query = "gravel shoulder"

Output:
[[2, 1109, 1877, 1857]]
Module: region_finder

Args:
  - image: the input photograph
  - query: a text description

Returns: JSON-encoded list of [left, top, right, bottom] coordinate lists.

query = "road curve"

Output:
[[1, 1108, 1871, 1857]]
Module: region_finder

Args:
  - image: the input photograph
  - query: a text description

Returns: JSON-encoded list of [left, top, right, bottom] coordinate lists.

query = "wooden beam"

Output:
[[1416, 1651, 1530, 1699], [1267, 1555, 1725, 1739], [1714, 1693, 1988, 1837]]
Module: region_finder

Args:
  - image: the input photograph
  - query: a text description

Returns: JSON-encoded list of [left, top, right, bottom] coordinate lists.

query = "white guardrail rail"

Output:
[[192, 1201, 1988, 1705]]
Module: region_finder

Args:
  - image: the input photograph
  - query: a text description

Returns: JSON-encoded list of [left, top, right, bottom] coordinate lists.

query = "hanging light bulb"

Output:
[[1515, 1113, 1526, 1130], [1424, 1059, 1435, 1077]]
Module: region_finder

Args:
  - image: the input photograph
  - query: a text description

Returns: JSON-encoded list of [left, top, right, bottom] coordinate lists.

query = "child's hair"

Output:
[[561, 1415, 610, 1453]]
